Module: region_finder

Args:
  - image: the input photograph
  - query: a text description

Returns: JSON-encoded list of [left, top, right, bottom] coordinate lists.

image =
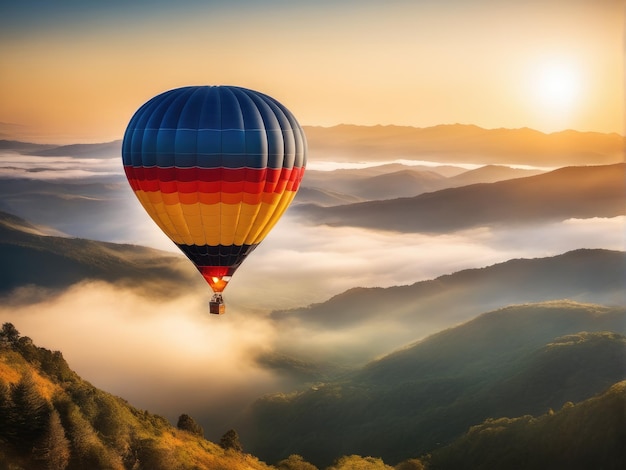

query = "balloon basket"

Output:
[[209, 293, 225, 315]]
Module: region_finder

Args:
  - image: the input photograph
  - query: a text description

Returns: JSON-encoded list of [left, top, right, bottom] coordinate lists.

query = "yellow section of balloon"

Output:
[[133, 189, 298, 247]]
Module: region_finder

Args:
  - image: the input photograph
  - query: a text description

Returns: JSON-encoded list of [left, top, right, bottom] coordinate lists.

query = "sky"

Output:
[[0, 0, 623, 144]]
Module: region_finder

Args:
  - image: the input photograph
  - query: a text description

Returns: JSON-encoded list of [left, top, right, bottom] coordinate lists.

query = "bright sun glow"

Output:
[[535, 62, 582, 108], [525, 58, 585, 131]]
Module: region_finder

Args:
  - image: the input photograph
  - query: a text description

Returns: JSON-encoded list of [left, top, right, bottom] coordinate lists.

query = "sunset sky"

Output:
[[0, 0, 623, 144]]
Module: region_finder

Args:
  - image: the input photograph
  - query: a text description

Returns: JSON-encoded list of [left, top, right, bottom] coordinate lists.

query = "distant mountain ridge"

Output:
[[0, 140, 56, 153], [304, 124, 624, 165], [3, 124, 622, 165], [27, 141, 122, 158], [0, 139, 121, 158], [274, 248, 625, 328], [268, 248, 626, 368], [293, 163, 626, 232], [299, 165, 545, 203]]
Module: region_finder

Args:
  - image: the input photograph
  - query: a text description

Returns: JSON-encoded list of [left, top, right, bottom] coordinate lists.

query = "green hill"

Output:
[[0, 210, 202, 295], [244, 301, 626, 467], [426, 380, 626, 470], [0, 323, 273, 470]]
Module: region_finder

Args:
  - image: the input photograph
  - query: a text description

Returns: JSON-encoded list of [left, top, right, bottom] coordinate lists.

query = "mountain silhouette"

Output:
[[299, 165, 545, 203], [0, 211, 201, 295], [292, 163, 625, 232], [304, 124, 624, 166]]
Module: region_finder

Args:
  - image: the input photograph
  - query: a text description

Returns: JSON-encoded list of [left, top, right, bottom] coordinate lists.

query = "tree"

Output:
[[9, 372, 51, 451], [132, 437, 178, 470], [37, 409, 70, 470], [176, 413, 203, 437], [0, 379, 11, 440], [219, 429, 243, 452], [0, 323, 20, 347], [59, 400, 121, 469], [327, 455, 393, 470], [276, 454, 319, 470]]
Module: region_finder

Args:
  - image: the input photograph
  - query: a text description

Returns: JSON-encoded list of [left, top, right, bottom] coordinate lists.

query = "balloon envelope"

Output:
[[122, 86, 307, 293]]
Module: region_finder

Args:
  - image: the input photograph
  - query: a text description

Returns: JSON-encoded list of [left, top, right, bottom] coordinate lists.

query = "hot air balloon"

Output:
[[122, 86, 307, 314]]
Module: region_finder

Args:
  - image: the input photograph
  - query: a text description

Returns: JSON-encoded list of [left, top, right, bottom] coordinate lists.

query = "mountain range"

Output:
[[303, 124, 624, 165], [299, 165, 545, 204], [267, 248, 625, 369], [292, 163, 625, 232], [3, 124, 623, 166]]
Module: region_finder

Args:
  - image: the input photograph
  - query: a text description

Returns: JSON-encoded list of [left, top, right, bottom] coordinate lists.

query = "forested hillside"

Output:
[[426, 381, 626, 470], [244, 301, 626, 467], [0, 211, 201, 295], [0, 323, 272, 470]]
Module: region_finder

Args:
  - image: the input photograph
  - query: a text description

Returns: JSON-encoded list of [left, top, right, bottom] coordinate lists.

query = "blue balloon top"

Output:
[[122, 86, 307, 171]]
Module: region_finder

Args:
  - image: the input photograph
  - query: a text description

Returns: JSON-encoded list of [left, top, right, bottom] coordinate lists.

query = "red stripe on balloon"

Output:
[[124, 165, 304, 194]]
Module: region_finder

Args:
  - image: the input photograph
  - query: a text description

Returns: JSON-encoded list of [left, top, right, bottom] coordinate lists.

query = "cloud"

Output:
[[0, 153, 123, 180], [487, 216, 626, 254], [0, 281, 284, 440], [227, 215, 625, 311], [306, 158, 558, 172]]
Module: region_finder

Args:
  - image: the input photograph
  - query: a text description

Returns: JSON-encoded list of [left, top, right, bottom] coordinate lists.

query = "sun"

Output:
[[534, 61, 582, 109], [524, 58, 585, 131]]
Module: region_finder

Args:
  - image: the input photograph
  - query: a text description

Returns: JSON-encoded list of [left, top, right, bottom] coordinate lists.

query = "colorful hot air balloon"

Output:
[[122, 86, 307, 314]]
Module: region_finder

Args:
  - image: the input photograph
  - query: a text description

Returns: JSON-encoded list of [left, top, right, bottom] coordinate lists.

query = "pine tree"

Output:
[[38, 409, 70, 470], [0, 379, 11, 441], [9, 372, 51, 452]]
